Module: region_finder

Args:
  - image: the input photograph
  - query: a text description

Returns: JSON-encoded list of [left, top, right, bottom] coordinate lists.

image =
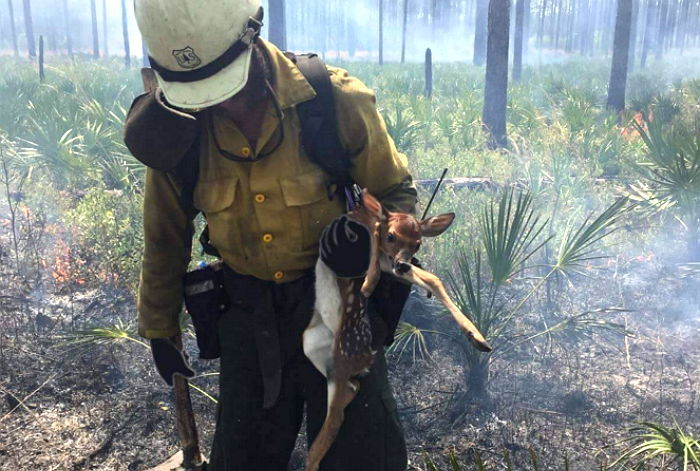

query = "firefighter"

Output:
[[127, 1, 417, 469]]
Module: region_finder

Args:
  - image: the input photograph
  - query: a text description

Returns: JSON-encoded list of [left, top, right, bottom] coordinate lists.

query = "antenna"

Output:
[[421, 168, 448, 221]]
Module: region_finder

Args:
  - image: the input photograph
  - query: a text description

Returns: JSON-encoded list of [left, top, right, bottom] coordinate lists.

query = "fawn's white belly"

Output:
[[303, 260, 342, 378]]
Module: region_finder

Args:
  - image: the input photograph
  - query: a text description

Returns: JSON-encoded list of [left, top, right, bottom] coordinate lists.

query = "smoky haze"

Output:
[[1, 0, 694, 64]]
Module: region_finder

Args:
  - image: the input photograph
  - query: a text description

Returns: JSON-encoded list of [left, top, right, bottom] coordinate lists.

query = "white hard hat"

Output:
[[135, 0, 264, 110]]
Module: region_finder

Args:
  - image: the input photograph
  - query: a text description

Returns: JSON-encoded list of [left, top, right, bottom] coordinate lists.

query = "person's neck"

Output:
[[215, 51, 270, 147]]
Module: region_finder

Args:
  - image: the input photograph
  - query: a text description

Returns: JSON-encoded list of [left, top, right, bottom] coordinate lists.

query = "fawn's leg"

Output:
[[361, 222, 382, 298], [399, 265, 492, 352]]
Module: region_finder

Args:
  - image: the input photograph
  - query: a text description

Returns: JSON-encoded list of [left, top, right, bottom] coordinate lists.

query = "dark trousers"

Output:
[[208, 270, 407, 471]]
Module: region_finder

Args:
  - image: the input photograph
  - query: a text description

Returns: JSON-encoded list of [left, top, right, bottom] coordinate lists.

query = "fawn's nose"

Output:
[[395, 261, 412, 274]]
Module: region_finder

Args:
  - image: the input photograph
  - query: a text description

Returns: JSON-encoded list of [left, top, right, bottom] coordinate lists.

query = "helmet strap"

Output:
[[149, 6, 265, 84]]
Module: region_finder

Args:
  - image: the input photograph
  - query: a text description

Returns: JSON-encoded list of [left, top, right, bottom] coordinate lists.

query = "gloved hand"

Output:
[[319, 215, 372, 278], [150, 336, 196, 387]]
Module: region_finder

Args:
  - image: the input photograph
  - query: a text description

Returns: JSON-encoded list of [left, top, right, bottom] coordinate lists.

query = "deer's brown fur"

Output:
[[303, 190, 492, 471]]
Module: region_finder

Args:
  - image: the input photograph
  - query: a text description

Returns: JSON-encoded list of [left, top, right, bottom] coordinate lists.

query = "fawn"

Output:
[[303, 189, 492, 471]]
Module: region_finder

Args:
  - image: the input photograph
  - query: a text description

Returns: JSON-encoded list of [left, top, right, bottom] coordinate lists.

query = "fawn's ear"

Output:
[[360, 189, 384, 218], [420, 213, 456, 237]]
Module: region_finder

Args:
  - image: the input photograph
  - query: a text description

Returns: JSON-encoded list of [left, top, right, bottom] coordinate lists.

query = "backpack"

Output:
[[173, 53, 411, 346]]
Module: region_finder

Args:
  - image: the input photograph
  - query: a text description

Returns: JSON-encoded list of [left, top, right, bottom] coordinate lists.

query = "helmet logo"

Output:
[[172, 46, 202, 69]]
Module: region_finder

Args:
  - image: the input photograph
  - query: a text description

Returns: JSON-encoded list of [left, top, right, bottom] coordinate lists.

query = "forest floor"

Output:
[[1, 246, 699, 471]]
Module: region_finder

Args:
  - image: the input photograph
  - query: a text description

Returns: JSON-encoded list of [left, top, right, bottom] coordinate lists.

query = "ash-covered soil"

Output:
[[1, 256, 699, 471]]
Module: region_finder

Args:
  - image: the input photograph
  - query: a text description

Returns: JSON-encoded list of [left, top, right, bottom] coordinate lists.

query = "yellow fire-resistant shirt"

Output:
[[136, 39, 417, 339]]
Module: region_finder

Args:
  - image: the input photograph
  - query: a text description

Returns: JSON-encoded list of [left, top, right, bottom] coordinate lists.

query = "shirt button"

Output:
[[262, 233, 273, 243], [241, 146, 252, 157], [274, 271, 284, 280], [255, 194, 266, 203]]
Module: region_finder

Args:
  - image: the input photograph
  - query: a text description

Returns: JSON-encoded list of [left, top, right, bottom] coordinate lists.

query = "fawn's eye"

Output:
[[387, 233, 396, 243]]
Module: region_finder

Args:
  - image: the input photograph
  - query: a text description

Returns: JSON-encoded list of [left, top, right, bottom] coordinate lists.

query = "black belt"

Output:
[[221, 265, 314, 409]]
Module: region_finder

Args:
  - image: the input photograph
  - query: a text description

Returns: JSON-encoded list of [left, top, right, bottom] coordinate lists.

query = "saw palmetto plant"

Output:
[[62, 320, 218, 404], [608, 422, 700, 471], [446, 187, 628, 407], [381, 105, 426, 153], [629, 115, 700, 261]]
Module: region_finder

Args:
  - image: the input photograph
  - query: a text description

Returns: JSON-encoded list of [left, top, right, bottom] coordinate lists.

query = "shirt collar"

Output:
[[256, 39, 317, 110]]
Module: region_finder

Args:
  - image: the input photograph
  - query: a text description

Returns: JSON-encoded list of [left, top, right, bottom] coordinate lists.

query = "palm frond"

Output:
[[555, 197, 628, 273], [481, 188, 551, 286], [609, 421, 700, 471]]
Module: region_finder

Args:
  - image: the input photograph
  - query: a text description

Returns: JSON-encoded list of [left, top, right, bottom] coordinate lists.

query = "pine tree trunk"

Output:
[[607, 0, 633, 112], [474, 0, 489, 65], [91, 0, 99, 59], [628, 0, 639, 73], [655, 0, 667, 61], [565, 0, 576, 52], [679, 0, 692, 53], [554, 0, 563, 49], [22, 0, 35, 58], [62, 0, 72, 57], [425, 48, 433, 97], [483, 0, 511, 148], [513, 0, 525, 81], [379, 0, 384, 64], [641, 0, 656, 67], [523, 0, 531, 57], [401, 0, 408, 63], [430, 0, 437, 42], [537, 0, 548, 49], [121, 0, 130, 67], [38, 35, 44, 81], [142, 38, 148, 67], [8, 0, 19, 57], [102, 0, 108, 57], [268, 0, 286, 50]]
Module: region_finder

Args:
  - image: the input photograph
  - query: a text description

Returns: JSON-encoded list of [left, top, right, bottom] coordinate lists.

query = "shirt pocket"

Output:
[[193, 176, 241, 253], [280, 168, 344, 251]]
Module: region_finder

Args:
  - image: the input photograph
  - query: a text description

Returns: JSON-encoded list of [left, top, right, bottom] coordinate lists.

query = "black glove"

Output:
[[150, 337, 196, 387], [319, 215, 372, 278]]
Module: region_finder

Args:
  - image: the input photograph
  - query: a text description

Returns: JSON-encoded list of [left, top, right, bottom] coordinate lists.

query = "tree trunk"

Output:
[[268, 0, 286, 50], [607, 0, 633, 112], [22, 0, 35, 58], [523, 0, 531, 57], [91, 0, 99, 58], [102, 0, 108, 57], [401, 0, 408, 63], [121, 0, 130, 67], [655, 0, 667, 61], [38, 35, 44, 81], [628, 0, 639, 73], [537, 0, 548, 49], [142, 38, 148, 67], [513, 0, 525, 81], [466, 358, 491, 401], [679, 0, 692, 53], [554, 0, 563, 49], [483, 0, 511, 149], [7, 0, 18, 57], [62, 0, 72, 57], [379, 0, 384, 64], [641, 0, 656, 67], [473, 0, 489, 65], [425, 48, 433, 97], [565, 0, 576, 52]]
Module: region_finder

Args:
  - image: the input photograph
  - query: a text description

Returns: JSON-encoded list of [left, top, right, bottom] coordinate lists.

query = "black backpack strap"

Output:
[[287, 53, 355, 201]]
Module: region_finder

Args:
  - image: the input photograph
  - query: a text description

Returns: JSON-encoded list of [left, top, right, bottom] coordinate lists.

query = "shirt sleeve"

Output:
[[329, 66, 418, 215], [137, 168, 197, 339]]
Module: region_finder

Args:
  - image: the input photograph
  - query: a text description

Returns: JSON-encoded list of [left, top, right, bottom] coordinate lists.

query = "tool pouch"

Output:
[[183, 261, 229, 360]]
